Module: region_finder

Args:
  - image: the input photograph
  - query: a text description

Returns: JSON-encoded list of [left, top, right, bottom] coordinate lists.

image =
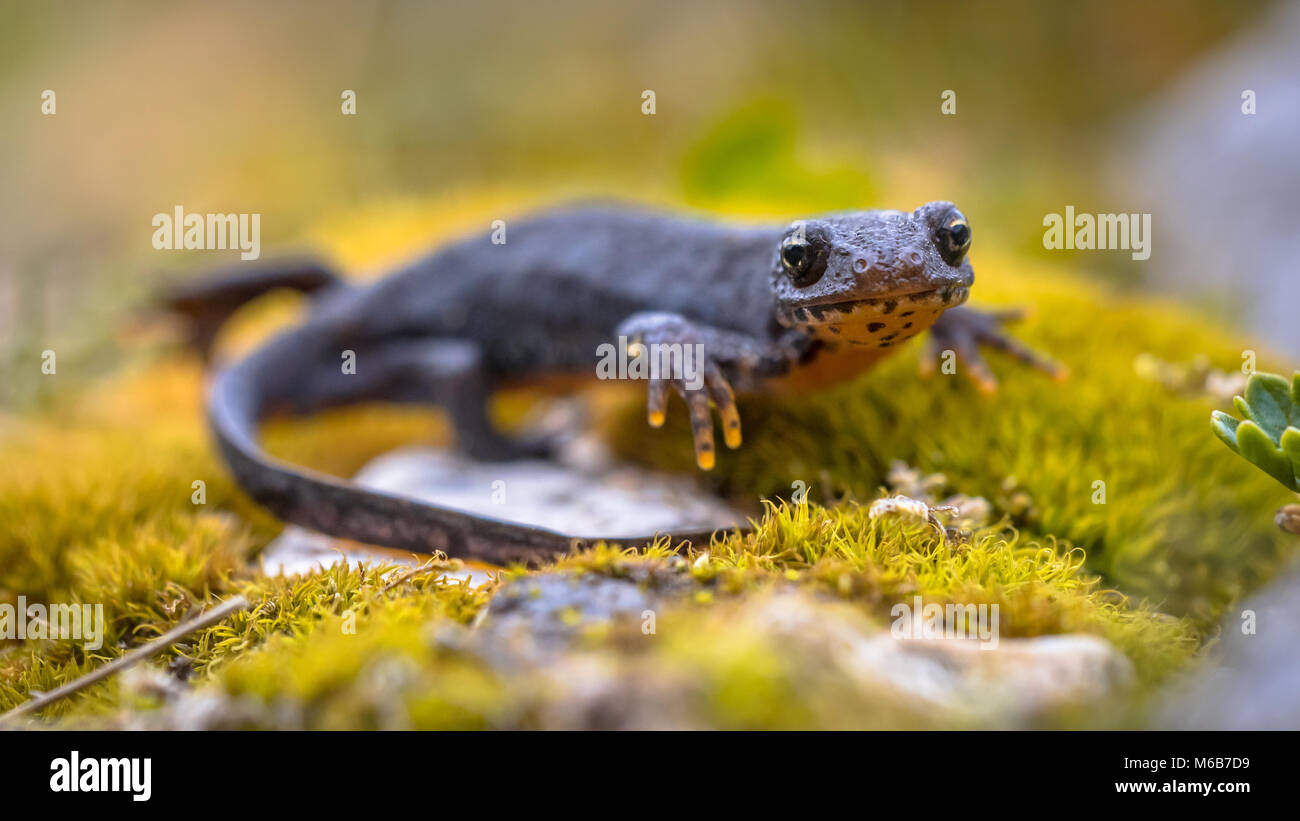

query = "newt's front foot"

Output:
[[617, 312, 772, 471], [923, 305, 1066, 393]]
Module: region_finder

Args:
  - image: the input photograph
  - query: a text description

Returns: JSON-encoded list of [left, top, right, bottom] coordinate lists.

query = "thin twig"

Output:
[[380, 557, 446, 593], [0, 594, 251, 723]]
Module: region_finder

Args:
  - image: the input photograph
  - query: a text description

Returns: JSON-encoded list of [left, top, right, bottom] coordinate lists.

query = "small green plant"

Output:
[[1211, 371, 1300, 491]]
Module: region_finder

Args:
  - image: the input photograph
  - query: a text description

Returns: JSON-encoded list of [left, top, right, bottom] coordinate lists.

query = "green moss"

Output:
[[214, 572, 500, 730], [548, 503, 1197, 689], [0, 385, 478, 718]]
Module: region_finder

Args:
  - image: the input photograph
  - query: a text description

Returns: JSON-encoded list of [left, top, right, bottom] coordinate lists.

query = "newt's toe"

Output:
[[723, 421, 742, 449]]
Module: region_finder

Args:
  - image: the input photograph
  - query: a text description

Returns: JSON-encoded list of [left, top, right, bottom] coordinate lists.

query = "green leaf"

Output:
[[1236, 420, 1296, 490], [1292, 371, 1300, 407], [1210, 410, 1241, 452], [1281, 427, 1300, 490], [1243, 372, 1293, 440], [1233, 395, 1253, 424]]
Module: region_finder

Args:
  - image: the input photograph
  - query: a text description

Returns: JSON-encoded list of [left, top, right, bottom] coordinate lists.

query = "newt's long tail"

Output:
[[208, 324, 728, 566], [160, 258, 343, 360]]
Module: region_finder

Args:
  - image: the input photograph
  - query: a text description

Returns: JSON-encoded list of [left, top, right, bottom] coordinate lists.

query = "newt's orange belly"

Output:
[[765, 343, 894, 393], [499, 370, 596, 394]]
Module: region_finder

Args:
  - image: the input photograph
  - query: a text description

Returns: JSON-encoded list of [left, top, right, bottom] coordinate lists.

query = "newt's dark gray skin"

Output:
[[165, 202, 1061, 566]]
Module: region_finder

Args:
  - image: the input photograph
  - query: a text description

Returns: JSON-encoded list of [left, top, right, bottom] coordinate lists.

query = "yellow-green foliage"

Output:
[[215, 583, 505, 731], [558, 505, 1198, 687]]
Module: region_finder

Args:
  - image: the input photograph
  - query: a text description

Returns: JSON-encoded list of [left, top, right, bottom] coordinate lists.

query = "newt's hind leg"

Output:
[[160, 257, 344, 361], [384, 338, 552, 461], [292, 336, 551, 462]]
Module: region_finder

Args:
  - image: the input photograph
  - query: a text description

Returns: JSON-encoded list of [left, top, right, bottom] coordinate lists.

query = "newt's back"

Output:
[[307, 205, 781, 376]]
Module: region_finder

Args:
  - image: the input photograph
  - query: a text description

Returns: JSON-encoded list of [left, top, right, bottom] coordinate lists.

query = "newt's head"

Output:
[[772, 202, 974, 348]]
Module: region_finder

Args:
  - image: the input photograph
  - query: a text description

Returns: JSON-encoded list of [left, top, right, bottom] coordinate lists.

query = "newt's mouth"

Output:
[[782, 284, 969, 326], [779, 284, 969, 349]]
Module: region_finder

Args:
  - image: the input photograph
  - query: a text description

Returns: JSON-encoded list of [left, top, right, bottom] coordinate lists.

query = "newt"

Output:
[[164, 202, 1062, 565]]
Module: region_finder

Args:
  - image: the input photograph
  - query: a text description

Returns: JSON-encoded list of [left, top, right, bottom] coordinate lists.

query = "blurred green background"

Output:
[[0, 0, 1276, 406]]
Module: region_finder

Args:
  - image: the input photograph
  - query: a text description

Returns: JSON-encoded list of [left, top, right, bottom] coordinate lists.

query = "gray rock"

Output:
[[470, 567, 693, 670], [740, 591, 1133, 727], [1158, 562, 1300, 730], [1110, 2, 1300, 351]]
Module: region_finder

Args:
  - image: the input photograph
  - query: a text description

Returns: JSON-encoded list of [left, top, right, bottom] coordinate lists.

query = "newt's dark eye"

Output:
[[780, 232, 827, 287], [934, 214, 972, 266], [781, 242, 806, 268]]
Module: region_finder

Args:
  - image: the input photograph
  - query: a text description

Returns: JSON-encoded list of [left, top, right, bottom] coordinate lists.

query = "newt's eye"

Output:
[[781, 240, 806, 268], [934, 214, 972, 266], [780, 233, 826, 286]]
